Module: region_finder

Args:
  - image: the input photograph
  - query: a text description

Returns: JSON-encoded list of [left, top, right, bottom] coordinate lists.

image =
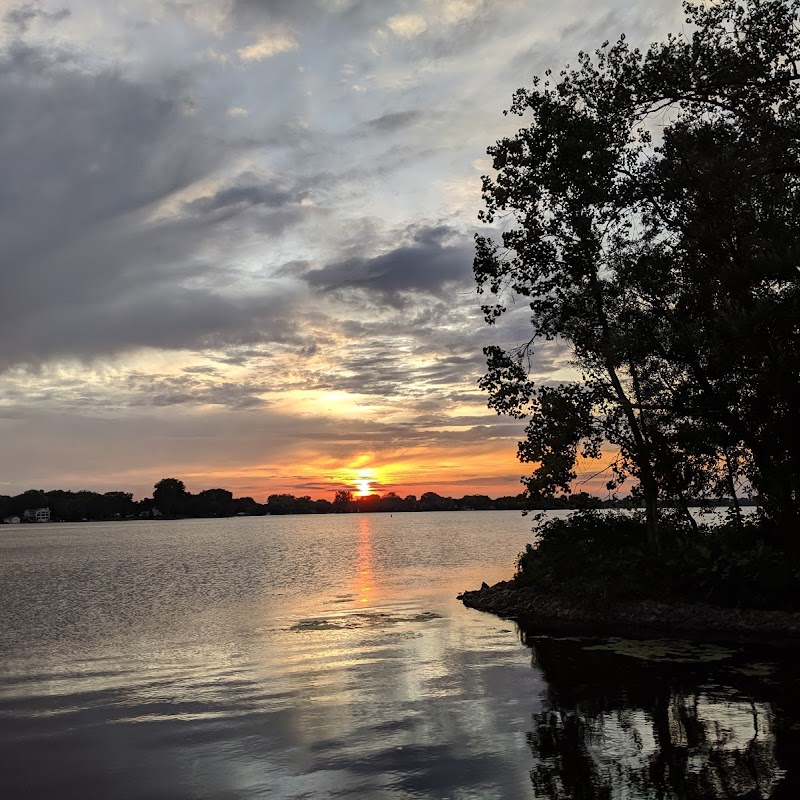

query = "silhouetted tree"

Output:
[[266, 494, 294, 515], [0, 495, 12, 519], [460, 494, 494, 510], [153, 478, 189, 517], [195, 488, 233, 517], [380, 492, 405, 512], [314, 498, 333, 514], [333, 490, 354, 512], [418, 492, 456, 512], [10, 490, 49, 516], [475, 0, 800, 547], [231, 495, 266, 515], [354, 493, 382, 513]]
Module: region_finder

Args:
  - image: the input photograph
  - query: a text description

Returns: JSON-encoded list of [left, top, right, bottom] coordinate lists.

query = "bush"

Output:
[[514, 511, 800, 609]]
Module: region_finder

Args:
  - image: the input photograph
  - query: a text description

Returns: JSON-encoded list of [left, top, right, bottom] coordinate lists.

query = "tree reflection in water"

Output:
[[522, 633, 800, 799]]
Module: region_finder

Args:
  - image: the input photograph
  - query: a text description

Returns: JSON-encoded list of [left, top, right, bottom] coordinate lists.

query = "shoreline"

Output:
[[458, 580, 800, 643]]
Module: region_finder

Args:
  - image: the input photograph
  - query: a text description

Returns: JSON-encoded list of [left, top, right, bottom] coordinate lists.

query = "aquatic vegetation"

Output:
[[582, 637, 736, 663], [727, 661, 778, 678]]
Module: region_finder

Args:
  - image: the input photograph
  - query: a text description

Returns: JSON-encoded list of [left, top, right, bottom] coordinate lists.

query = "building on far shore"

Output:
[[2, 515, 21, 524], [23, 508, 50, 523]]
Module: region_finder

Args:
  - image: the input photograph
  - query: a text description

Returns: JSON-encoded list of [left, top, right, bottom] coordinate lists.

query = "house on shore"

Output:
[[2, 515, 21, 524], [23, 508, 51, 523]]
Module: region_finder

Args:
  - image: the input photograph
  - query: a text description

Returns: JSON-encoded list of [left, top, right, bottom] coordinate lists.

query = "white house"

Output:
[[2, 515, 21, 524], [23, 508, 50, 523]]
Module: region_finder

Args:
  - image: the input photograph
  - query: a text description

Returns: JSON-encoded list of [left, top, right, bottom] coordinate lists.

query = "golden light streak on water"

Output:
[[355, 515, 375, 604]]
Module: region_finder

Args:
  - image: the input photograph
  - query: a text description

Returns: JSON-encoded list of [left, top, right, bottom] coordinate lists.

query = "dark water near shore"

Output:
[[1, 512, 799, 798]]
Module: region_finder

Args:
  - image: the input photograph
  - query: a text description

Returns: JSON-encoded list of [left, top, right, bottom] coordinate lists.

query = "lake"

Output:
[[1, 512, 798, 798]]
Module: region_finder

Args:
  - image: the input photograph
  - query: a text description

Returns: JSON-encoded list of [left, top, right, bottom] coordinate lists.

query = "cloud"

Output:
[[4, 4, 71, 34], [124, 372, 272, 410], [302, 224, 471, 300], [0, 38, 308, 370], [387, 13, 427, 39], [360, 110, 426, 134], [0, 0, 688, 499], [441, 0, 483, 25], [227, 0, 312, 25], [227, 0, 383, 36], [237, 32, 298, 61], [184, 178, 300, 215]]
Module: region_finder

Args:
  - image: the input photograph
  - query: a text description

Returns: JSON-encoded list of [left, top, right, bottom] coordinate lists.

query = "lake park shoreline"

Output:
[[458, 580, 800, 643]]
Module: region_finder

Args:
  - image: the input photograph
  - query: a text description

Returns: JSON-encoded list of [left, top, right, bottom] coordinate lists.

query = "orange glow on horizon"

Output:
[[123, 437, 532, 502]]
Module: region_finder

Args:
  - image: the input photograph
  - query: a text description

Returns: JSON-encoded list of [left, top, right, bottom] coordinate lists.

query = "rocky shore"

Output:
[[458, 580, 800, 641]]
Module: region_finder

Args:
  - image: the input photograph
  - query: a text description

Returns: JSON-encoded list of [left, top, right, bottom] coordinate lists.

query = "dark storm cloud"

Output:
[[0, 37, 307, 370], [303, 224, 471, 299]]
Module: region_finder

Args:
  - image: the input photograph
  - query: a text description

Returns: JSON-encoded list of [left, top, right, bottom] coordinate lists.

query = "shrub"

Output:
[[514, 511, 800, 609]]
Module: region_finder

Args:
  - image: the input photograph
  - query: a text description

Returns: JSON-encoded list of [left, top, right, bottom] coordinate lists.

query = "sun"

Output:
[[353, 468, 375, 497]]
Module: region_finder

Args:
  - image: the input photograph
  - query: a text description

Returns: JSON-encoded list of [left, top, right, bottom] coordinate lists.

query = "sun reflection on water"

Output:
[[356, 515, 375, 604]]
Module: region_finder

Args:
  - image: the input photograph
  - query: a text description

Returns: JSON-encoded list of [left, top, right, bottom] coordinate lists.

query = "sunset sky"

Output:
[[0, 0, 684, 501]]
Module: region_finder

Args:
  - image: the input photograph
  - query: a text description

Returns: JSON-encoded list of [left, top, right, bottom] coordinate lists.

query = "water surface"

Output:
[[1, 512, 798, 798]]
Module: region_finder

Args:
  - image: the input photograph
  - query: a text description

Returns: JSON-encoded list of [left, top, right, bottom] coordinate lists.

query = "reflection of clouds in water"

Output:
[[530, 692, 784, 799]]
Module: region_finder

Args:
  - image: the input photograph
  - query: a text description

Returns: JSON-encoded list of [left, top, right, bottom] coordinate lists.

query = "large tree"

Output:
[[153, 477, 189, 517], [475, 0, 800, 546]]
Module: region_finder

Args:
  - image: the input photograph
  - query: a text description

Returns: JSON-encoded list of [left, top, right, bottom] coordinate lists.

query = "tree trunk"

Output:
[[724, 451, 742, 529], [585, 270, 662, 551], [679, 494, 700, 535], [643, 478, 660, 551]]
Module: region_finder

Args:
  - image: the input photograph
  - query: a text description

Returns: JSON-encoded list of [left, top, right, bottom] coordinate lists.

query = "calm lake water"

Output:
[[1, 511, 798, 799]]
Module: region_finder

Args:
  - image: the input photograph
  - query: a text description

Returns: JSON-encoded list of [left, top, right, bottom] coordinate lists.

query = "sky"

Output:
[[0, 0, 685, 501]]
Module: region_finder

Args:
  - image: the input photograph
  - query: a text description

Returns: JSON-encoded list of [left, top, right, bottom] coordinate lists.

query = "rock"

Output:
[[458, 580, 800, 640]]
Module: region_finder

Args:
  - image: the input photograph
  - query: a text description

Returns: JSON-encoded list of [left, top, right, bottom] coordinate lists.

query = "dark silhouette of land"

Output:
[[0, 479, 608, 522], [461, 0, 800, 618], [0, 478, 751, 523]]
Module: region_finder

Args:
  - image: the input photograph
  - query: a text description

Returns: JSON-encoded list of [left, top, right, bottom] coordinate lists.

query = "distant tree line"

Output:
[[0, 479, 265, 522], [0, 478, 706, 523], [1, 477, 749, 523], [264, 490, 538, 515], [265, 489, 640, 514]]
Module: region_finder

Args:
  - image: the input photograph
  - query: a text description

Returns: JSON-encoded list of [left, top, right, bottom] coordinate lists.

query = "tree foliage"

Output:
[[153, 477, 189, 517], [475, 0, 800, 546]]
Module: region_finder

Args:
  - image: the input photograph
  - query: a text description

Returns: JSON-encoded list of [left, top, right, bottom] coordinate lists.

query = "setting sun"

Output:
[[353, 468, 376, 496], [355, 479, 372, 496]]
